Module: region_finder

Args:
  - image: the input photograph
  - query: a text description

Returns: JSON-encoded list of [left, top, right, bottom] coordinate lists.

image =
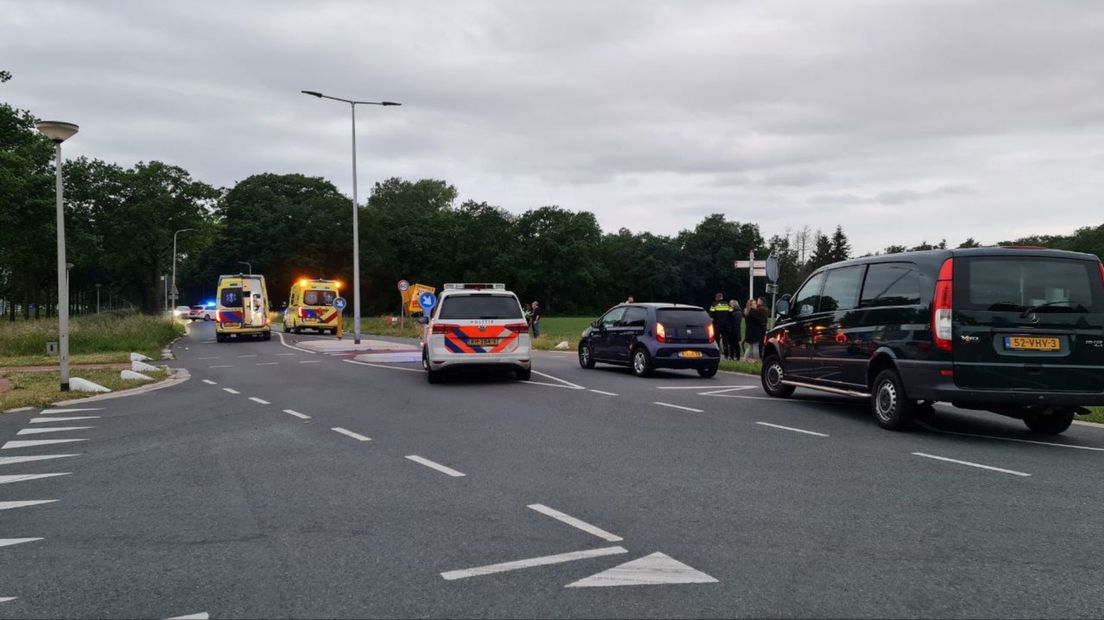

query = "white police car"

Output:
[[420, 283, 532, 384]]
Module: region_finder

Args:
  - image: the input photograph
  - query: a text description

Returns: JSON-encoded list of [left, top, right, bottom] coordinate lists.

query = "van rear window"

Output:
[[959, 257, 1103, 313], [437, 295, 523, 320], [657, 308, 711, 326], [220, 288, 243, 307], [303, 290, 336, 306]]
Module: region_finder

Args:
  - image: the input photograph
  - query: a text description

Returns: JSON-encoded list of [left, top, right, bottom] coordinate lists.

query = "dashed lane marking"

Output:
[[283, 409, 310, 420], [756, 421, 829, 437], [589, 389, 619, 396], [299, 360, 322, 364], [917, 422, 1104, 452], [208, 365, 233, 369], [257, 362, 279, 366], [28, 416, 99, 423], [0, 597, 16, 603], [343, 359, 423, 372], [0, 539, 42, 549], [653, 402, 704, 413], [527, 503, 622, 542], [0, 455, 79, 466], [0, 473, 71, 485], [0, 500, 58, 511], [405, 455, 465, 477], [698, 386, 758, 396], [222, 388, 240, 395], [201, 379, 217, 385], [442, 546, 628, 581], [197, 356, 219, 360], [166, 613, 209, 620], [657, 385, 742, 390], [237, 354, 258, 358], [248, 397, 270, 405], [17, 427, 94, 436], [912, 452, 1030, 477], [332, 427, 371, 442], [275, 353, 295, 356], [39, 408, 102, 414], [2, 439, 86, 450]]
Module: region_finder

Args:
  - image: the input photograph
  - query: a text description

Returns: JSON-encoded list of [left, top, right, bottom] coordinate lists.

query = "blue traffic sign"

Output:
[[418, 292, 437, 312], [333, 297, 347, 311]]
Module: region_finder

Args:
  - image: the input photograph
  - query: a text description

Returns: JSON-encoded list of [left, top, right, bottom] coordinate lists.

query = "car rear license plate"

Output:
[[679, 350, 703, 358], [221, 322, 240, 328], [1004, 336, 1060, 351], [468, 338, 498, 346]]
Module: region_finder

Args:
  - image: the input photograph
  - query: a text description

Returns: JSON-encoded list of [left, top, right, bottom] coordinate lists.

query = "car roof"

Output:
[[618, 303, 706, 311], [811, 246, 1102, 276]]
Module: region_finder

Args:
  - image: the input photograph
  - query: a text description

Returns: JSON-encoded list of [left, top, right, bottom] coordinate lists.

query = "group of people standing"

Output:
[[708, 293, 768, 361]]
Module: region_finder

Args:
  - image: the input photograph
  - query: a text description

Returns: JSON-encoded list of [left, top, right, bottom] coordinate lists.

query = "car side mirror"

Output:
[[281, 301, 288, 309], [591, 320, 602, 329], [775, 298, 791, 317], [417, 316, 429, 325]]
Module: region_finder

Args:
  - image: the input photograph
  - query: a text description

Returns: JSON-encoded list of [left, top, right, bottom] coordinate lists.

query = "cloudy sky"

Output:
[[4, 0, 1103, 253]]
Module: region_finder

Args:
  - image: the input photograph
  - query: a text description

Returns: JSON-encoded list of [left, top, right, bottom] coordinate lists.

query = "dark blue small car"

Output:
[[578, 303, 721, 377]]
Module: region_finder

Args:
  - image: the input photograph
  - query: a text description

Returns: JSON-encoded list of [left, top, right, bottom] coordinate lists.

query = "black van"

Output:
[[761, 247, 1104, 434]]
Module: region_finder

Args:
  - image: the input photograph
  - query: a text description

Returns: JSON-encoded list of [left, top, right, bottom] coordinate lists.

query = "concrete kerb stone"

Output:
[[54, 367, 191, 406], [297, 339, 420, 355], [120, 370, 154, 382]]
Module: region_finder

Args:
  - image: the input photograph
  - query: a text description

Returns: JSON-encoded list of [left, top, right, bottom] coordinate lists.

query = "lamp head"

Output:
[[36, 121, 79, 143], [301, 90, 323, 98], [381, 101, 401, 106]]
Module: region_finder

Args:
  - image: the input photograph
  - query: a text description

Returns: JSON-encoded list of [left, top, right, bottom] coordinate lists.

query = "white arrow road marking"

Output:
[[2, 439, 86, 450], [283, 409, 310, 420], [248, 397, 270, 405], [405, 455, 465, 477], [912, 452, 1030, 477], [39, 408, 102, 414], [0, 500, 58, 511], [166, 613, 209, 620], [17, 427, 94, 436], [0, 473, 71, 485], [653, 402, 703, 413], [0, 455, 79, 466], [527, 504, 622, 542], [441, 546, 628, 581], [331, 427, 371, 442], [756, 422, 829, 437], [565, 551, 719, 588], [0, 538, 43, 548], [28, 416, 99, 423]]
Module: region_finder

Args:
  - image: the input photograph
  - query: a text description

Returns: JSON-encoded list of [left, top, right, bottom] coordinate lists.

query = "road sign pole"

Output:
[[749, 250, 754, 303]]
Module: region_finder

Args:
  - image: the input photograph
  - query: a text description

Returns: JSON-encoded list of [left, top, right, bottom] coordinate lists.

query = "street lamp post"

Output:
[[171, 228, 193, 310], [238, 261, 252, 275], [301, 90, 401, 344], [36, 120, 79, 391], [95, 283, 101, 313]]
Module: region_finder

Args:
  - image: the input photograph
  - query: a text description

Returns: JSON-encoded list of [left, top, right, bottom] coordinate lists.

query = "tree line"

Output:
[[5, 90, 1104, 319]]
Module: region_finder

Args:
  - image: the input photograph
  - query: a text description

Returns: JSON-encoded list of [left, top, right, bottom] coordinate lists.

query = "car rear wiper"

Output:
[[1021, 301, 1085, 316]]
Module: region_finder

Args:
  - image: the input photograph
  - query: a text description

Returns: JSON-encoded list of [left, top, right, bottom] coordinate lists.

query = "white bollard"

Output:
[[132, 360, 159, 372], [69, 377, 111, 393], [130, 352, 151, 362], [120, 370, 154, 382]]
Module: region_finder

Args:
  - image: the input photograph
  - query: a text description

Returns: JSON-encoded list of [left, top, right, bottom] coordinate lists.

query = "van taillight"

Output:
[[1099, 262, 1104, 286], [932, 258, 954, 352], [706, 323, 715, 343], [656, 322, 668, 343], [215, 310, 221, 322], [298, 307, 306, 318]]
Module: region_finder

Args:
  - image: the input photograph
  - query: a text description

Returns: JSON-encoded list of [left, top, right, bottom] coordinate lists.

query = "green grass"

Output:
[[530, 316, 593, 350], [0, 313, 183, 363], [358, 316, 423, 339], [0, 367, 170, 411], [720, 358, 763, 376], [1081, 407, 1104, 425]]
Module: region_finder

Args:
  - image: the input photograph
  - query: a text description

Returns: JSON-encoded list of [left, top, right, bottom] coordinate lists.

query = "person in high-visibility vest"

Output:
[[708, 292, 735, 360]]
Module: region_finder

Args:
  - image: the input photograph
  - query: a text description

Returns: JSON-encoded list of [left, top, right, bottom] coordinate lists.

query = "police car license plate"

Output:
[[469, 338, 498, 346], [679, 350, 703, 358], [1004, 336, 1060, 351]]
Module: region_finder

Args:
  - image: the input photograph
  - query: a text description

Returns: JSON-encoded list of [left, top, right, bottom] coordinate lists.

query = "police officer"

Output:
[[708, 292, 734, 360]]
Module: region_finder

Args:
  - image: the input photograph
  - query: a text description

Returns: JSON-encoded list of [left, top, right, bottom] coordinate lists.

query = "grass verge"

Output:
[[0, 313, 184, 362], [1081, 407, 1104, 425], [1, 367, 170, 411], [720, 359, 763, 376]]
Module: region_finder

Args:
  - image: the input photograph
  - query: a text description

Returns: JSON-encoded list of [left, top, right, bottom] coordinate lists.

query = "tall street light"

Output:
[[36, 120, 79, 391], [171, 228, 193, 310], [238, 261, 252, 275], [301, 90, 401, 344]]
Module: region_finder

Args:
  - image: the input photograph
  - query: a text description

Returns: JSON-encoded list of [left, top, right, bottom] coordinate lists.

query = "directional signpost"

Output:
[[333, 296, 347, 340], [736, 252, 781, 317], [397, 280, 410, 328], [418, 291, 437, 316]]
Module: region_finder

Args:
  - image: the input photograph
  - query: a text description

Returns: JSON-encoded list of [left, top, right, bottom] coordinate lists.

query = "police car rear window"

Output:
[[303, 290, 336, 306], [438, 295, 523, 320], [220, 288, 243, 307]]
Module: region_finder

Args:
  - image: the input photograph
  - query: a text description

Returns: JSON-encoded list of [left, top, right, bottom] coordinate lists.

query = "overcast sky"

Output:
[[4, 0, 1103, 254]]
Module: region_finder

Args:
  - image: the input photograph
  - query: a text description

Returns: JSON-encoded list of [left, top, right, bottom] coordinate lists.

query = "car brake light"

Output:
[[656, 322, 667, 343], [1099, 261, 1104, 286], [932, 258, 954, 352], [707, 323, 715, 343], [432, 323, 457, 334], [506, 323, 528, 334]]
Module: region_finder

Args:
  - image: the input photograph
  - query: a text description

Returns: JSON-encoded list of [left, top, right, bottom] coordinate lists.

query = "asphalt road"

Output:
[[2, 321, 1104, 618]]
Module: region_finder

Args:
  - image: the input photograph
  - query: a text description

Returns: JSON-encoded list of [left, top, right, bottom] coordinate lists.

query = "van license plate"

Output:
[[1004, 336, 1060, 351], [468, 338, 498, 346], [221, 322, 240, 328], [679, 350, 703, 358]]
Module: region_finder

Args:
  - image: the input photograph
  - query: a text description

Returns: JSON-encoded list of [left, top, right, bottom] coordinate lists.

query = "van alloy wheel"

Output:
[[875, 380, 897, 423]]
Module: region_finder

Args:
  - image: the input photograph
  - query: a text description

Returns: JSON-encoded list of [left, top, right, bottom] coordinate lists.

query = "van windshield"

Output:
[[959, 257, 1103, 313], [437, 295, 522, 320], [219, 288, 243, 307]]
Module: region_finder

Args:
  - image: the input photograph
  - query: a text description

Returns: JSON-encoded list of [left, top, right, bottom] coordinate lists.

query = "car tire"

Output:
[[216, 333, 225, 343], [631, 347, 654, 377], [697, 365, 718, 378], [871, 369, 916, 431], [579, 342, 596, 369], [424, 350, 442, 384], [262, 331, 271, 341], [761, 354, 795, 398], [516, 368, 532, 381], [1023, 409, 1074, 434], [204, 315, 211, 321]]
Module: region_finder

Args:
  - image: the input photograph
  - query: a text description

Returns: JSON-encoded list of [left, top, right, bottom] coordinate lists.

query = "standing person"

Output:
[[743, 299, 764, 361], [529, 301, 542, 338], [625, 295, 635, 304], [727, 299, 744, 360], [708, 292, 733, 359]]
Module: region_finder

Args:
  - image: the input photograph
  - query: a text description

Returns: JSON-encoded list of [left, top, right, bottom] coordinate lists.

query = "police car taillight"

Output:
[[506, 323, 528, 333], [432, 323, 458, 334], [656, 322, 668, 343]]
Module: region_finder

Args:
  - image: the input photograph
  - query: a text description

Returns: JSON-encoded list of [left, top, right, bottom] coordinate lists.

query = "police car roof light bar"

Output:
[[444, 283, 505, 290]]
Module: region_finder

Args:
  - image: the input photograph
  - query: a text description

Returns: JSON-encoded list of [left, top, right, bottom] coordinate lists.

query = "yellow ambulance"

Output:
[[214, 274, 272, 342], [284, 278, 342, 335]]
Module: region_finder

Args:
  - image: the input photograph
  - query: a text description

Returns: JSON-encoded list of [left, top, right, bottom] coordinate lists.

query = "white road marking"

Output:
[[917, 422, 1104, 452], [276, 330, 317, 354], [299, 360, 322, 364], [0, 538, 42, 548], [657, 385, 740, 390], [698, 386, 758, 396], [589, 389, 619, 396], [912, 452, 1030, 477], [283, 409, 310, 420], [17, 427, 94, 436], [3, 406, 33, 413], [40, 408, 102, 414], [166, 613, 209, 620], [2, 439, 86, 450], [653, 402, 703, 413], [0, 597, 15, 603], [0, 454, 79, 466], [257, 362, 278, 366], [756, 422, 829, 437], [565, 551, 719, 588], [201, 379, 217, 385], [332, 427, 371, 442], [0, 500, 58, 511], [208, 365, 233, 369], [222, 388, 240, 394], [0, 473, 71, 485], [237, 354, 258, 358], [527, 503, 622, 541], [275, 353, 295, 356], [343, 359, 424, 372], [28, 416, 99, 423], [197, 356, 219, 360], [405, 455, 465, 477], [248, 397, 271, 405], [441, 546, 628, 581], [526, 370, 585, 390]]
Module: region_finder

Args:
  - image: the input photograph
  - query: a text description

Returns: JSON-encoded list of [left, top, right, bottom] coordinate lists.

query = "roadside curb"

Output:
[[52, 367, 191, 406], [1073, 420, 1104, 430]]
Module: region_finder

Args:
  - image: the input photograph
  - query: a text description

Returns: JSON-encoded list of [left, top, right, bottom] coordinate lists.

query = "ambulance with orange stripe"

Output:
[[420, 283, 532, 384], [284, 278, 342, 335]]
